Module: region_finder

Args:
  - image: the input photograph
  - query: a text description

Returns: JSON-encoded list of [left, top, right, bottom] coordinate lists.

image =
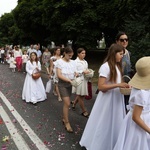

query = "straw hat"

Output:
[[129, 56, 150, 89]]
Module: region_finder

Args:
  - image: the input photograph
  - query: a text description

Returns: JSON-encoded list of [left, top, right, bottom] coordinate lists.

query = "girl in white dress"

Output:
[[113, 56, 150, 150], [9, 53, 16, 72], [22, 52, 47, 104], [72, 48, 90, 117], [80, 43, 129, 150]]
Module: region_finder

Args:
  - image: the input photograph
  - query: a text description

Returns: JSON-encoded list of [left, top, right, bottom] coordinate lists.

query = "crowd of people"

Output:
[[1, 31, 149, 150], [0, 43, 93, 128]]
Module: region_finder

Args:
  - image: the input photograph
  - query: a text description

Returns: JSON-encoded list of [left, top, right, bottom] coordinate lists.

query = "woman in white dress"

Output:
[[71, 48, 90, 117], [113, 56, 150, 150], [22, 52, 47, 104], [80, 43, 129, 150]]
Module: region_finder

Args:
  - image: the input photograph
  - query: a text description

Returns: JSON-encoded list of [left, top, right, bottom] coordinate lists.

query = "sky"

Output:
[[0, 0, 18, 17]]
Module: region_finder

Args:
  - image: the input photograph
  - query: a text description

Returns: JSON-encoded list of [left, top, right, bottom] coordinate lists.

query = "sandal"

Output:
[[71, 101, 74, 104], [71, 101, 76, 111], [81, 111, 89, 118], [62, 119, 73, 133]]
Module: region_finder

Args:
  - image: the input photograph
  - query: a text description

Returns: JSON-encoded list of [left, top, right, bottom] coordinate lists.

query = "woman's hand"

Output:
[[74, 72, 79, 77], [83, 69, 90, 74], [118, 82, 130, 88]]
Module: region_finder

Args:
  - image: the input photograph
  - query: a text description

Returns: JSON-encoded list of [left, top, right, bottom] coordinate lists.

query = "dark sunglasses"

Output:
[[119, 38, 128, 42]]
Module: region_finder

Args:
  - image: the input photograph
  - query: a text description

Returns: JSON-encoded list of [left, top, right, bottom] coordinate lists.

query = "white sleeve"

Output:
[[98, 63, 110, 78], [26, 61, 33, 75], [129, 89, 150, 107]]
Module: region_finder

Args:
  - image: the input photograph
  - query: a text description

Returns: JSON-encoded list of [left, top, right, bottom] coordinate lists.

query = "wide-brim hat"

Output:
[[129, 56, 150, 89]]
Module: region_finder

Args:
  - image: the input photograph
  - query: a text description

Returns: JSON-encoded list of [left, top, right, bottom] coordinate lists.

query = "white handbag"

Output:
[[71, 77, 82, 87], [45, 79, 52, 93]]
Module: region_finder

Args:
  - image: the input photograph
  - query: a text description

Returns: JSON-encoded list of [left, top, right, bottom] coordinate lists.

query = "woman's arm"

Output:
[[49, 59, 54, 76], [37, 61, 41, 71], [132, 105, 150, 134], [25, 61, 32, 75], [56, 68, 72, 83], [98, 76, 129, 92]]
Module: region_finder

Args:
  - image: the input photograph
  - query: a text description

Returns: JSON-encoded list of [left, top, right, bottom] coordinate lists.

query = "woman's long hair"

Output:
[[103, 43, 124, 82], [30, 52, 38, 64]]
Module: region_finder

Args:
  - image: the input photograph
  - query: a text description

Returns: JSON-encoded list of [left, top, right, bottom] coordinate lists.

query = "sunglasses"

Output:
[[119, 38, 128, 42]]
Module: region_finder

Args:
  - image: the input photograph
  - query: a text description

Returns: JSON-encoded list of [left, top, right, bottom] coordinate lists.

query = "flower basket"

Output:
[[32, 68, 41, 80], [120, 75, 132, 95], [84, 69, 94, 79], [120, 88, 132, 95]]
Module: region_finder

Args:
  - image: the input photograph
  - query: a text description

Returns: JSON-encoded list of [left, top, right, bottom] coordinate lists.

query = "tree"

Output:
[[0, 13, 15, 46], [13, 0, 49, 45], [124, 0, 150, 67]]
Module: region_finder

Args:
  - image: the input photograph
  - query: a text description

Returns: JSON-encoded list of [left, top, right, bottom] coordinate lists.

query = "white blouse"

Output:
[[56, 59, 76, 80]]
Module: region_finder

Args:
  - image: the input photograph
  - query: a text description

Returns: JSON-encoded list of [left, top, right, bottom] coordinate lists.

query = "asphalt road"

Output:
[[0, 63, 98, 150]]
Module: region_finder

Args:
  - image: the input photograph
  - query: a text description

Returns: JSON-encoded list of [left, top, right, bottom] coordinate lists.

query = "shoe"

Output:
[[71, 101, 76, 111], [71, 101, 74, 104], [53, 90, 58, 96], [62, 119, 73, 133], [58, 97, 62, 101], [81, 111, 89, 118], [32, 101, 37, 104]]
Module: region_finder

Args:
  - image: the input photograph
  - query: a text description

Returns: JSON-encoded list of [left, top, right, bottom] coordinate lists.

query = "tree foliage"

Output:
[[0, 0, 150, 67], [124, 0, 150, 66]]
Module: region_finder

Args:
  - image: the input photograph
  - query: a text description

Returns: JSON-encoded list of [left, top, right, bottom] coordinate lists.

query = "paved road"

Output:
[[0, 63, 98, 150]]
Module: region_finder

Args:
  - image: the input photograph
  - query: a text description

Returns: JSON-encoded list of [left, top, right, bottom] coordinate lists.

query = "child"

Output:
[[22, 50, 29, 73], [113, 56, 150, 150], [9, 53, 16, 72], [22, 52, 47, 104], [80, 43, 129, 150], [1, 47, 5, 64]]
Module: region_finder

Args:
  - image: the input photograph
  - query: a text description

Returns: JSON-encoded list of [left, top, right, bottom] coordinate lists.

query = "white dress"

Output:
[[113, 89, 150, 150], [9, 57, 16, 69], [72, 57, 88, 96], [80, 62, 126, 150], [22, 60, 47, 104]]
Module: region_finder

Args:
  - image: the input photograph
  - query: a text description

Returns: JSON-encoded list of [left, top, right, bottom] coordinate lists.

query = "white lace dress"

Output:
[[113, 89, 150, 150], [80, 62, 126, 150], [22, 60, 47, 104]]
